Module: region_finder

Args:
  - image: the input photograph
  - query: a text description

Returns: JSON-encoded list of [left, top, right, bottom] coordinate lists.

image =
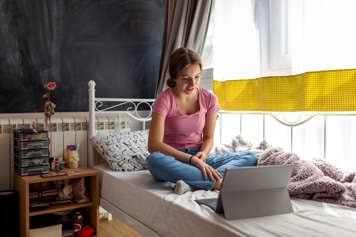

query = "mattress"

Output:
[[95, 163, 356, 237]]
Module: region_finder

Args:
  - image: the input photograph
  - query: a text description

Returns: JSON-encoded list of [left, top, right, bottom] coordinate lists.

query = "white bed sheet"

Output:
[[95, 163, 356, 237]]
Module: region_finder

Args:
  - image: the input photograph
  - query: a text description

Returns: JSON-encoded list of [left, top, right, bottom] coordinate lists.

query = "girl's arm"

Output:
[[192, 111, 222, 180], [195, 112, 218, 162]]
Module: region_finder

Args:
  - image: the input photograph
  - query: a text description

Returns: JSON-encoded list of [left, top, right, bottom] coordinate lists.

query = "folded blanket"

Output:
[[259, 147, 356, 207]]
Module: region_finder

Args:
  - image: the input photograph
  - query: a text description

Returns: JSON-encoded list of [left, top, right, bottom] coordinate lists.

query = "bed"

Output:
[[87, 80, 356, 237]]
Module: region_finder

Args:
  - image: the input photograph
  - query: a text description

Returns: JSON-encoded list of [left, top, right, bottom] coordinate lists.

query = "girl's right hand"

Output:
[[191, 156, 222, 181]]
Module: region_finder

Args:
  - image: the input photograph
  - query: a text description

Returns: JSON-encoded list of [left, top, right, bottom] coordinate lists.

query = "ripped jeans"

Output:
[[146, 148, 258, 190]]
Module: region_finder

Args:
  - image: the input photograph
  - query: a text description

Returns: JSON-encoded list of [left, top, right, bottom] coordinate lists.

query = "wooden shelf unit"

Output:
[[14, 167, 99, 237]]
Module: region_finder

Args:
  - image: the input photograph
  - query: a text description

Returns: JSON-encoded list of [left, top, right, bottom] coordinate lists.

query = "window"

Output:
[[206, 0, 356, 79], [206, 0, 356, 170]]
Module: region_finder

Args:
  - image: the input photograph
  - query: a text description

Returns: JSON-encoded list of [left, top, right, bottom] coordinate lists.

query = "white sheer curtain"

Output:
[[288, 0, 356, 74], [212, 0, 356, 170], [213, 0, 260, 80], [213, 0, 356, 79]]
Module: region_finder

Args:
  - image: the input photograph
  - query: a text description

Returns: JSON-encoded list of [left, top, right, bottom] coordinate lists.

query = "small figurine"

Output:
[[73, 211, 84, 233]]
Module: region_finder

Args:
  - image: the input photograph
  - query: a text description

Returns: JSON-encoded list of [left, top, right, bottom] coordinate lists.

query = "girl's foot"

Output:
[[173, 180, 192, 194]]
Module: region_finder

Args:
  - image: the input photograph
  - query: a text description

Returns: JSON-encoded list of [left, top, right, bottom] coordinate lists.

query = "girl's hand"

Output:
[[191, 156, 222, 181], [195, 151, 207, 162]]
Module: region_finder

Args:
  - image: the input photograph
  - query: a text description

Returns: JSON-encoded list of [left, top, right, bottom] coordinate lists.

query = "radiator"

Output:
[[0, 114, 130, 190]]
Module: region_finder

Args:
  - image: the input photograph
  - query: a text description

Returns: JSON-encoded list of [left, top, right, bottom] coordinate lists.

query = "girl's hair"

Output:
[[167, 47, 202, 88]]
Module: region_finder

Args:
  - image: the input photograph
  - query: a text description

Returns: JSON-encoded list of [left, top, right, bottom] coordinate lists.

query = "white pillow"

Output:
[[90, 130, 149, 171]]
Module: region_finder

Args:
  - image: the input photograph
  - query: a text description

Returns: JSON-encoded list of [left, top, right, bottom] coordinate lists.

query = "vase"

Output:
[[44, 117, 52, 158]]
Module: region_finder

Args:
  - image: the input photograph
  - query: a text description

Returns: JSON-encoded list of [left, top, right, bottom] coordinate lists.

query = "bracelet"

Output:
[[188, 155, 194, 164]]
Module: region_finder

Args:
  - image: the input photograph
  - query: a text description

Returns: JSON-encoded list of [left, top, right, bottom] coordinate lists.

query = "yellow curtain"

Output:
[[214, 69, 356, 112]]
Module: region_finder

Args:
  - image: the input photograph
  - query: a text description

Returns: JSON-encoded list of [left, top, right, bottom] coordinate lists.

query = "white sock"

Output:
[[173, 180, 192, 195]]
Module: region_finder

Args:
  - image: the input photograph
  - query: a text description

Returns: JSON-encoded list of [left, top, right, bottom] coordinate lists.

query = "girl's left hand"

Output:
[[191, 157, 222, 181], [195, 151, 207, 162]]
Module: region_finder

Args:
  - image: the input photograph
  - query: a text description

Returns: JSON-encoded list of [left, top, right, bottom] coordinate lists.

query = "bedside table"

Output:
[[14, 167, 99, 237]]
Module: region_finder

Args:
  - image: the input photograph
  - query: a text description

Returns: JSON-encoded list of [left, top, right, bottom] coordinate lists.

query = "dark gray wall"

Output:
[[0, 0, 164, 112]]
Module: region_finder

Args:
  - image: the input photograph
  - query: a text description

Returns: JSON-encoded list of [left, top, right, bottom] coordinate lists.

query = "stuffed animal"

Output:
[[212, 135, 270, 157], [213, 135, 252, 154], [57, 179, 73, 200]]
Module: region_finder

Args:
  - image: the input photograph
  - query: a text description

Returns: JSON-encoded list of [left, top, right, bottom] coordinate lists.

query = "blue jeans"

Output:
[[147, 148, 258, 190]]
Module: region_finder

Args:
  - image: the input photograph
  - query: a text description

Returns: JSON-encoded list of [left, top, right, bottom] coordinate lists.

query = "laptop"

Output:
[[195, 164, 294, 220]]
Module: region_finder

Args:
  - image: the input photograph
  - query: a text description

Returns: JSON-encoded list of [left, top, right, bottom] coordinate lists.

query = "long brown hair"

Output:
[[167, 47, 202, 88]]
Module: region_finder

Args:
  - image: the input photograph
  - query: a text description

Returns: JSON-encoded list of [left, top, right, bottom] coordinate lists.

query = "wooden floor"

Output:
[[98, 214, 142, 237]]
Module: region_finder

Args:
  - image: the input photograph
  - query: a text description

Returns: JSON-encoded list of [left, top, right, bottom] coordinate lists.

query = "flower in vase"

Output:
[[42, 81, 56, 120]]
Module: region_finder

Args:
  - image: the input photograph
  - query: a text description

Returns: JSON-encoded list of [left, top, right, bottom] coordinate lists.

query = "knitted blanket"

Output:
[[259, 147, 356, 207]]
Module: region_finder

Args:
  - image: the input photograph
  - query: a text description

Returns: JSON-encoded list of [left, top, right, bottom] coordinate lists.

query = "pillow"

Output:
[[90, 130, 149, 171]]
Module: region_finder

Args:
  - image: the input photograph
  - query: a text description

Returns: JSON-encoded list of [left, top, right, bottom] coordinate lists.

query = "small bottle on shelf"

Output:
[[73, 211, 84, 233]]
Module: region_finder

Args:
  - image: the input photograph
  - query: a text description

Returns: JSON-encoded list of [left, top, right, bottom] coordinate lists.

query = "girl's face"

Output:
[[175, 63, 201, 95]]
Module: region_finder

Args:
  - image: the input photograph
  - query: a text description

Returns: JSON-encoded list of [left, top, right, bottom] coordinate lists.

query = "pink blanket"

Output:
[[259, 147, 356, 207]]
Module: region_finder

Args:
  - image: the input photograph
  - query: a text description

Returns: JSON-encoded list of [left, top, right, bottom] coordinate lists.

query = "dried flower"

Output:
[[46, 82, 57, 91], [42, 81, 57, 120]]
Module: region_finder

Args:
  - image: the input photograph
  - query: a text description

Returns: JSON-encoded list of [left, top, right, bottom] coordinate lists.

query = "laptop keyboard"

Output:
[[195, 198, 218, 211]]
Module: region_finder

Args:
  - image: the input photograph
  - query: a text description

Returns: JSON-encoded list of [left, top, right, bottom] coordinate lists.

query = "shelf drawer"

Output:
[[14, 165, 50, 176], [15, 140, 49, 150], [15, 149, 49, 159], [15, 157, 50, 168], [14, 129, 48, 141]]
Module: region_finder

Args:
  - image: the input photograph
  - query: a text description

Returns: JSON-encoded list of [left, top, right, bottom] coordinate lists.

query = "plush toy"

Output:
[[57, 179, 73, 200], [231, 135, 253, 151], [212, 135, 270, 157], [213, 135, 252, 154], [71, 178, 89, 203], [250, 140, 271, 157]]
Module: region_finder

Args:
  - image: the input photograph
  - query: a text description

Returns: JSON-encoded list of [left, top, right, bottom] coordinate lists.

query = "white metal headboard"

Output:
[[88, 80, 155, 167]]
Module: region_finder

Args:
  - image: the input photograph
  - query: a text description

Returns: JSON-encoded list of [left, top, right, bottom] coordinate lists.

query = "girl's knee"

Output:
[[236, 150, 258, 165], [147, 152, 165, 180], [147, 152, 176, 171], [147, 152, 163, 167], [245, 151, 258, 165]]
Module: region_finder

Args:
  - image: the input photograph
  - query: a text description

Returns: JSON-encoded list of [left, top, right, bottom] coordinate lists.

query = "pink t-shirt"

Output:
[[153, 88, 220, 149]]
